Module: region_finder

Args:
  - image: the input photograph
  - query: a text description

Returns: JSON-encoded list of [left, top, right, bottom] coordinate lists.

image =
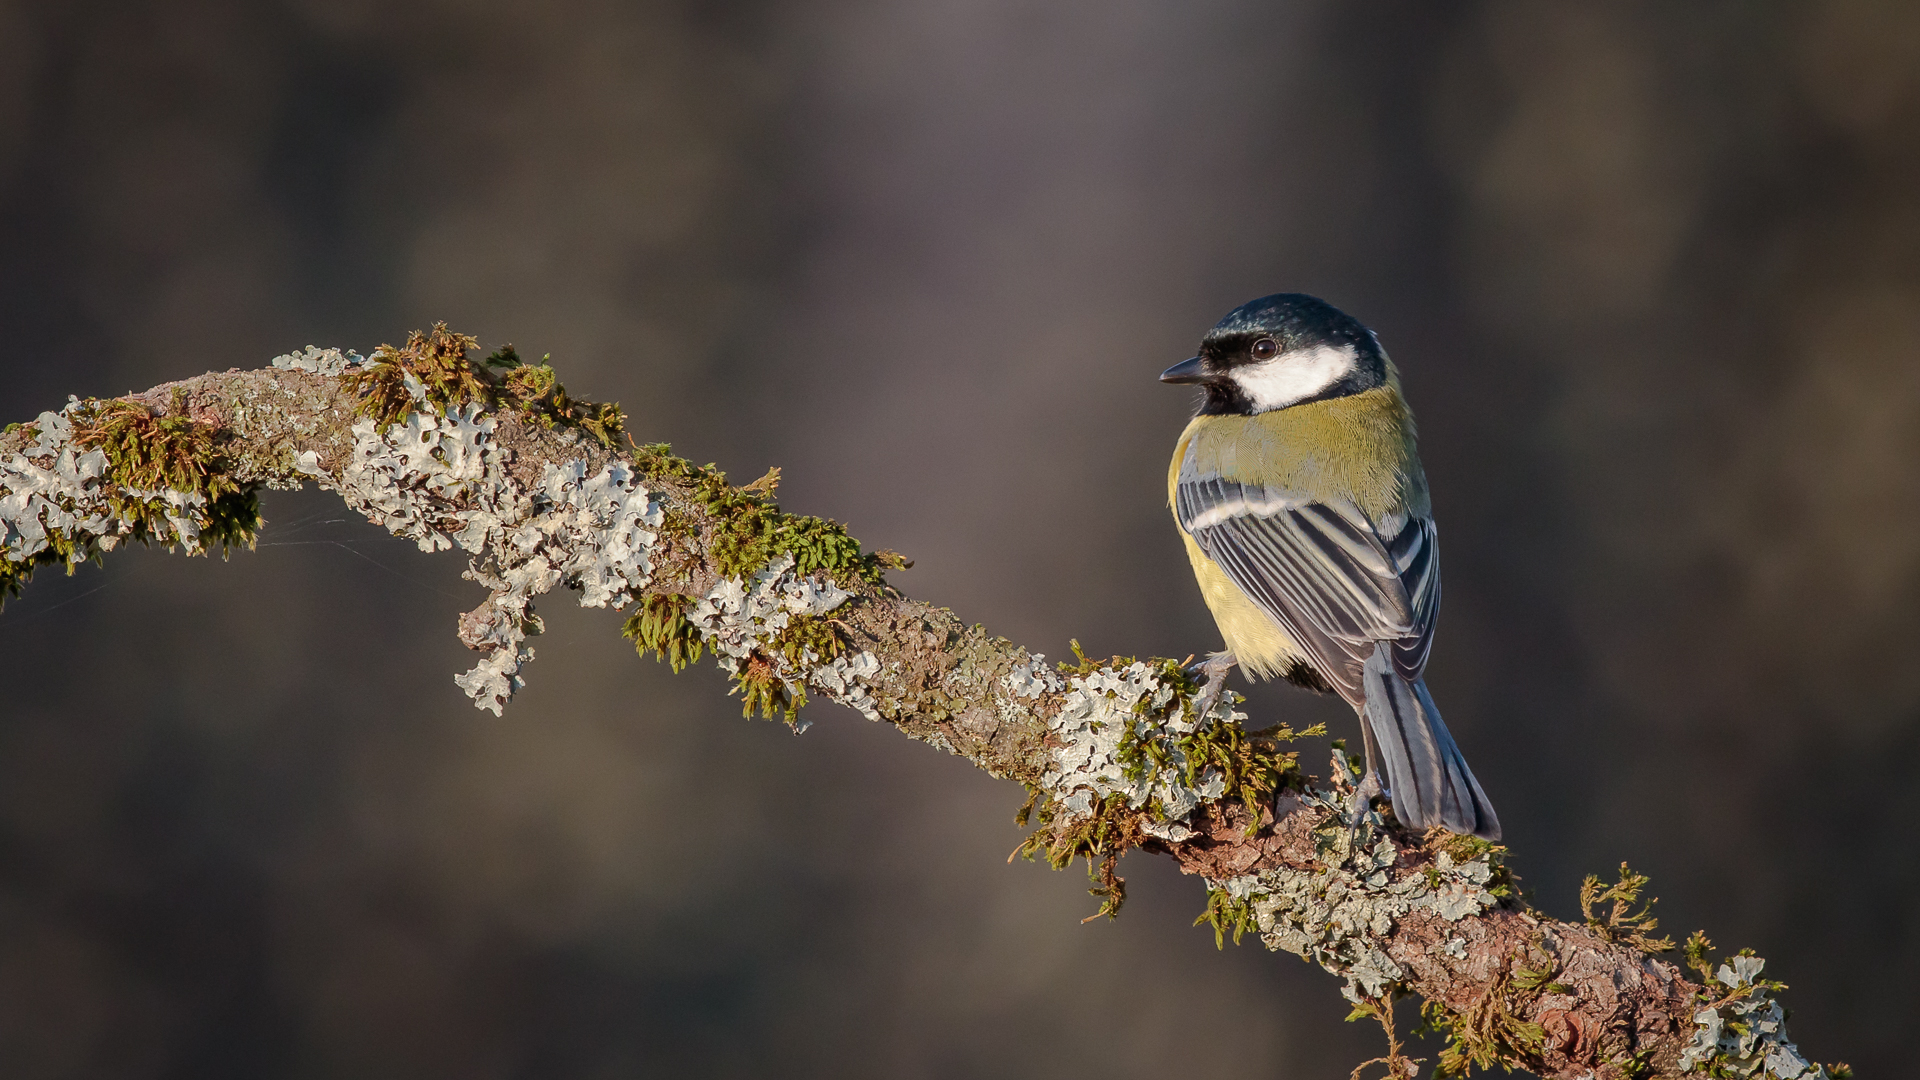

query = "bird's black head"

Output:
[[1160, 293, 1388, 415]]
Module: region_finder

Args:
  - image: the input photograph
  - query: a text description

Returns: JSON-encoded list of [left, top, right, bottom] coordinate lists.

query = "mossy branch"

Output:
[[0, 332, 1845, 1080], [1582, 862, 1676, 955]]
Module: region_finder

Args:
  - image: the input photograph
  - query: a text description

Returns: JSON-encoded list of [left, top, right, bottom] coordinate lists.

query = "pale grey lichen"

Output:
[[689, 553, 850, 661], [308, 371, 663, 714], [1002, 654, 1063, 700], [1200, 749, 1502, 1003], [1679, 955, 1834, 1079], [494, 458, 667, 610], [811, 648, 884, 721], [332, 407, 515, 555], [1034, 660, 1236, 842], [1, 399, 221, 567], [996, 653, 1064, 754], [271, 345, 364, 377], [683, 553, 882, 728]]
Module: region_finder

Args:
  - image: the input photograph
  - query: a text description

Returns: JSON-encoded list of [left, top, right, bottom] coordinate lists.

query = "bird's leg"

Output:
[[1346, 719, 1392, 842], [1347, 771, 1383, 840], [1188, 650, 1237, 719]]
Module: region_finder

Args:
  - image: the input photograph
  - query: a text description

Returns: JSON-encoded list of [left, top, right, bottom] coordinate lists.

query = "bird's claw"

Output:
[[1345, 770, 1386, 847], [1187, 650, 1237, 719]]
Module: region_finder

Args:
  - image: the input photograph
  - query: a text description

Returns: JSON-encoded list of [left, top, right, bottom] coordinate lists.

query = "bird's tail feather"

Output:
[[1361, 645, 1500, 840]]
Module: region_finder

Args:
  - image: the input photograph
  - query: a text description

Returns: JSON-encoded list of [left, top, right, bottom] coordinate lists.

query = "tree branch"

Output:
[[0, 331, 1845, 1080]]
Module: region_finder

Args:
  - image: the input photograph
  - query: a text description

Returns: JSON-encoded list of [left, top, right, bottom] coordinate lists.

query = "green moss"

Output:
[[732, 653, 803, 725], [486, 345, 625, 448], [1579, 862, 1673, 954], [623, 588, 854, 730], [1053, 638, 1111, 678], [767, 612, 850, 671], [4, 397, 261, 605], [730, 612, 853, 727], [1508, 953, 1569, 997], [342, 324, 491, 427], [72, 397, 261, 554], [1418, 935, 1559, 1077], [1013, 787, 1139, 922], [622, 593, 705, 672], [652, 505, 699, 547], [1194, 884, 1259, 948], [339, 328, 625, 448], [1120, 703, 1322, 837], [629, 441, 900, 588]]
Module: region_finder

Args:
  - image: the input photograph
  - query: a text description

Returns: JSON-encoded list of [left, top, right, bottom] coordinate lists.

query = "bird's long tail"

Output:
[[1360, 644, 1501, 840]]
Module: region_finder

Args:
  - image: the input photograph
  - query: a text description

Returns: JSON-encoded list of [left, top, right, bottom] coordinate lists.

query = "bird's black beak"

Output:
[[1159, 356, 1206, 384]]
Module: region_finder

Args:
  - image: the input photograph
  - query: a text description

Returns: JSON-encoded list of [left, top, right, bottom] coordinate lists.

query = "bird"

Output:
[[1161, 293, 1499, 840]]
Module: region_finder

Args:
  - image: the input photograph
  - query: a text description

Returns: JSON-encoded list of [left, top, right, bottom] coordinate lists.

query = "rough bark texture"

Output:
[[0, 348, 1841, 1080]]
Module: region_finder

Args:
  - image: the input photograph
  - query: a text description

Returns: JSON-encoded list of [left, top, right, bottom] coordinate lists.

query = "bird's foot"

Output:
[[1345, 770, 1387, 848], [1187, 650, 1237, 719]]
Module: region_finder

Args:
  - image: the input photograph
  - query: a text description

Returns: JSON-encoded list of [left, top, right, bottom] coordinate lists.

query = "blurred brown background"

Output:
[[1, 1, 1916, 1076]]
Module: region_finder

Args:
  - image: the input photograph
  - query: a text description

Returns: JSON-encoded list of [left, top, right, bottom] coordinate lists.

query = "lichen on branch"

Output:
[[0, 330, 1849, 1080], [340, 324, 625, 448], [1, 394, 260, 601]]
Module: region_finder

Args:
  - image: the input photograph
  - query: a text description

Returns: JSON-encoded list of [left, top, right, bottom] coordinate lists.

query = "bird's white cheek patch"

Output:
[[1234, 344, 1358, 412]]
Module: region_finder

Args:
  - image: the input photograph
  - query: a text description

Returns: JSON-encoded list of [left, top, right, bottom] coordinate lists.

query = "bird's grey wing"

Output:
[[1175, 471, 1439, 697]]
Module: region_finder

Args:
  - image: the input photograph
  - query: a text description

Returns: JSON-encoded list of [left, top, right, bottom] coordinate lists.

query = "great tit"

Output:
[[1162, 293, 1499, 840]]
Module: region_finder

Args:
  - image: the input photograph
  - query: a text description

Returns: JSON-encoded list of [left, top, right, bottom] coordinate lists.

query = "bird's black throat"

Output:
[[1195, 378, 1255, 416]]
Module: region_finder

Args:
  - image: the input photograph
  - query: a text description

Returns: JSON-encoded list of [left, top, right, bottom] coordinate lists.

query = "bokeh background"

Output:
[[1, 1, 1916, 1076]]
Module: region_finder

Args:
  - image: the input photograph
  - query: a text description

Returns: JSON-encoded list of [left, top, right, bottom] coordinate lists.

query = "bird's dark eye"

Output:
[[1250, 337, 1279, 360]]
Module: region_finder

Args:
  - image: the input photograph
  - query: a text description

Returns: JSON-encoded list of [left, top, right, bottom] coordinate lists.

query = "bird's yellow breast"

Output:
[[1178, 528, 1302, 679], [1168, 384, 1427, 680]]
